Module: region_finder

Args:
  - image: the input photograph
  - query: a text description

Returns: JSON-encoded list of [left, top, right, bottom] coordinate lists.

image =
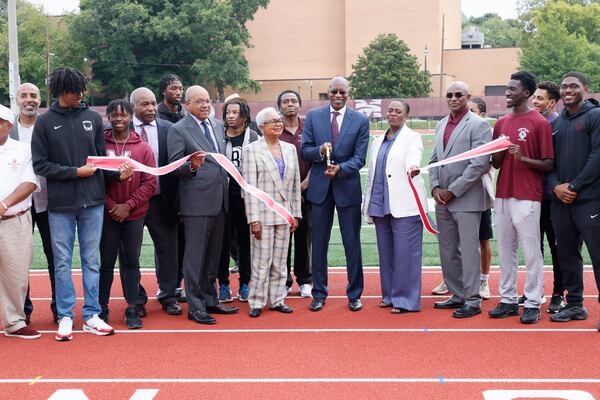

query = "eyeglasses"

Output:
[[330, 90, 347, 95], [189, 99, 211, 105], [263, 119, 283, 126], [446, 92, 466, 99]]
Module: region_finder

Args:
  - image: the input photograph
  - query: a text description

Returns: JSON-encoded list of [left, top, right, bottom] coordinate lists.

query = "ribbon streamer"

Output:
[[409, 136, 513, 235], [87, 152, 295, 226]]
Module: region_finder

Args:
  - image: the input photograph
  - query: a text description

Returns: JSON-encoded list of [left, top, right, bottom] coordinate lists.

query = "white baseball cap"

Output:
[[0, 105, 14, 123]]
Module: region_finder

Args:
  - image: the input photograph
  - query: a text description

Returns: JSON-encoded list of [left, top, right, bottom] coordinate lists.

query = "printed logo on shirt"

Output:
[[82, 120, 93, 132], [107, 149, 131, 158], [53, 125, 62, 130], [231, 146, 242, 168], [552, 130, 558, 136], [8, 158, 20, 171], [517, 127, 529, 141]]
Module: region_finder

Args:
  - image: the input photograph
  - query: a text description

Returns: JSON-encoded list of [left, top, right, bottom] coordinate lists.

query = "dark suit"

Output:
[[129, 118, 180, 305], [168, 115, 228, 314], [10, 119, 57, 320], [301, 106, 369, 300]]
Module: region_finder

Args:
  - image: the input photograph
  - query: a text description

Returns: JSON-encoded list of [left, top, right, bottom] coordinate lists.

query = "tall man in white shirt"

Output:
[[0, 104, 41, 339], [9, 83, 58, 324]]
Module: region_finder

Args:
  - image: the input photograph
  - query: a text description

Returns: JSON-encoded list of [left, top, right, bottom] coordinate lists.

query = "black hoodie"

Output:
[[547, 99, 600, 204], [31, 101, 107, 211]]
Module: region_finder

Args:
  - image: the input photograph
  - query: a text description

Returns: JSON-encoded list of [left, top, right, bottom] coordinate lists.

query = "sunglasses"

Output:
[[330, 90, 347, 95], [446, 92, 466, 99]]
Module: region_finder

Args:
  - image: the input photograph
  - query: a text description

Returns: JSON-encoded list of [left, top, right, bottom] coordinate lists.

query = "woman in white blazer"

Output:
[[243, 107, 302, 318], [363, 100, 427, 313]]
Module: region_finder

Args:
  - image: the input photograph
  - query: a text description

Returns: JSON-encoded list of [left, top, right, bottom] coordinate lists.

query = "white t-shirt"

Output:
[[18, 121, 48, 212], [0, 137, 39, 215]]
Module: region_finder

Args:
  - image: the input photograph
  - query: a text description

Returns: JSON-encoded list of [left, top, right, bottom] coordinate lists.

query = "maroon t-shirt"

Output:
[[493, 110, 554, 201], [280, 117, 310, 181]]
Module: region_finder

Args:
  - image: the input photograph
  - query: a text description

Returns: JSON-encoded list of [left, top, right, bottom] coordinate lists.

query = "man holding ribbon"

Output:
[[167, 85, 239, 325], [301, 76, 370, 312], [429, 81, 493, 319]]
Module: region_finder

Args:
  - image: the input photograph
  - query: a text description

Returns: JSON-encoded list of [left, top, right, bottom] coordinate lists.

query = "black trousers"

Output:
[[145, 196, 179, 304], [540, 199, 563, 295], [183, 211, 225, 314], [217, 193, 251, 286], [99, 218, 146, 307], [24, 201, 56, 319], [286, 195, 312, 287], [177, 221, 185, 288], [551, 200, 600, 306]]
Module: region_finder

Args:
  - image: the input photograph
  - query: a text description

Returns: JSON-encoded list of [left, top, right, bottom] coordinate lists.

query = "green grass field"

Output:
[[31, 129, 591, 269]]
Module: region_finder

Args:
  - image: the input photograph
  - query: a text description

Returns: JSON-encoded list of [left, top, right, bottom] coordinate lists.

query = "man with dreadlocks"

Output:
[[32, 67, 132, 341], [158, 74, 186, 124]]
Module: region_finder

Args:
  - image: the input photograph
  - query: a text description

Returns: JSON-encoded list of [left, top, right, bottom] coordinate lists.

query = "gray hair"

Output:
[[255, 106, 279, 127], [129, 87, 155, 103]]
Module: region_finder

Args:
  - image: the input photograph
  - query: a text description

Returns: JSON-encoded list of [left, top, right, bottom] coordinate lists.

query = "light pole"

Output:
[[83, 57, 95, 106], [8, 0, 21, 112], [424, 45, 429, 74]]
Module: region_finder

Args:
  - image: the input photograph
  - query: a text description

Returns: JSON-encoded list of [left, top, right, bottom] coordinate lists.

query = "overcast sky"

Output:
[[29, 0, 520, 19]]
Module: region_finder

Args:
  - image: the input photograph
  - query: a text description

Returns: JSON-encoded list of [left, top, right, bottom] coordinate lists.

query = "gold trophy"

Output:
[[325, 142, 332, 168]]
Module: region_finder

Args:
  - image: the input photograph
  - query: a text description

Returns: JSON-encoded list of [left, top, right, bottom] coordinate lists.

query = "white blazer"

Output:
[[363, 125, 428, 222]]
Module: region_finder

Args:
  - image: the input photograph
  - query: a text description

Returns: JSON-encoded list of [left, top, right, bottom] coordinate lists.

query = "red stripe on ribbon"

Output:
[[406, 172, 438, 235], [87, 152, 295, 226]]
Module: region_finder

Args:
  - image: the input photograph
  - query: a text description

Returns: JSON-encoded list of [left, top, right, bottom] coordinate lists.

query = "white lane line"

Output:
[[5, 328, 596, 334], [0, 377, 598, 384]]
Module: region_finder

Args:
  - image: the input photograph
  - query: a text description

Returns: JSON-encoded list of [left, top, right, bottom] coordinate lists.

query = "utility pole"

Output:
[[8, 0, 21, 112], [46, 28, 53, 107], [439, 13, 445, 97]]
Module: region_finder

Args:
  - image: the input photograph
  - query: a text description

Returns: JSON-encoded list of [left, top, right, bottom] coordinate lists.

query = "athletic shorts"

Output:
[[479, 208, 493, 241]]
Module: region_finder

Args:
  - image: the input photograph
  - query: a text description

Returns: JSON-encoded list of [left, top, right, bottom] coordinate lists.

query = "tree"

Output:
[[519, 0, 600, 91], [348, 33, 431, 99], [0, 0, 86, 103], [70, 0, 268, 101], [464, 13, 524, 48]]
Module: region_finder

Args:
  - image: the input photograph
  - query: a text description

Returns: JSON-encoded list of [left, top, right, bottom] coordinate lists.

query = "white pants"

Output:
[[494, 198, 544, 308]]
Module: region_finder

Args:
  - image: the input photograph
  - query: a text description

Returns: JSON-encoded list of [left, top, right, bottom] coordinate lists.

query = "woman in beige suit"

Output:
[[242, 107, 302, 318]]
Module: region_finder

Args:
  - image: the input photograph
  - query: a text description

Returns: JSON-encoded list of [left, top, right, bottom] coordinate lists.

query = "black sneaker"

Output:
[[547, 295, 565, 314], [99, 306, 110, 323], [125, 306, 143, 329], [488, 302, 520, 318], [550, 304, 588, 322], [520, 307, 541, 324]]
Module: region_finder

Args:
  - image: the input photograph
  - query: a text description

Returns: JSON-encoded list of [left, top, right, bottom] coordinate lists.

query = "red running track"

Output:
[[2, 267, 599, 399]]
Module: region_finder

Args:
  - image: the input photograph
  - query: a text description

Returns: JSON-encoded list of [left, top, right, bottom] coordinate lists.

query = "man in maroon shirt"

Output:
[[489, 71, 554, 325], [277, 90, 312, 297]]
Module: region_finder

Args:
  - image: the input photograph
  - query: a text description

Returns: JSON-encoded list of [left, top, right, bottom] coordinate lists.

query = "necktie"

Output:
[[331, 111, 340, 147], [140, 124, 148, 142], [201, 120, 217, 152]]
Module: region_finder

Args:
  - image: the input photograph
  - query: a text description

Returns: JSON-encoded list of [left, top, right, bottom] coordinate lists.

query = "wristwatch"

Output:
[[567, 184, 576, 192]]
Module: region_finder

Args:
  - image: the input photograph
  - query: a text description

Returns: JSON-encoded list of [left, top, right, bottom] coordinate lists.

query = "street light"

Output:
[[424, 45, 429, 74]]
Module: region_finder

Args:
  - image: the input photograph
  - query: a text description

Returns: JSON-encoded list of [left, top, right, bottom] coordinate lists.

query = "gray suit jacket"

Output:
[[429, 110, 493, 212], [167, 115, 228, 217]]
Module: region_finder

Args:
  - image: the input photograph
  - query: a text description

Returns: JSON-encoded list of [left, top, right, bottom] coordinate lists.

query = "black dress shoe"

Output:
[[125, 306, 143, 329], [348, 299, 363, 312], [188, 310, 216, 324], [206, 305, 239, 314], [162, 301, 182, 315], [270, 304, 293, 313], [434, 298, 464, 309], [135, 304, 147, 318], [453, 304, 482, 318], [309, 298, 325, 311], [249, 308, 262, 318]]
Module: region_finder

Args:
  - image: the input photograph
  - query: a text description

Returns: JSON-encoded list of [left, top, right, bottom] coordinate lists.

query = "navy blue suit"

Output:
[[301, 106, 369, 300]]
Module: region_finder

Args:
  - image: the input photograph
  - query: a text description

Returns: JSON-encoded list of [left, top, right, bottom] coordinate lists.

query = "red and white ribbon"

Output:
[[87, 152, 295, 226], [408, 136, 513, 235]]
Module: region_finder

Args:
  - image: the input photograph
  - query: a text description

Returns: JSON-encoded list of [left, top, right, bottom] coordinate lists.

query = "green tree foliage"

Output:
[[348, 33, 431, 99], [70, 0, 268, 100], [464, 13, 524, 48], [0, 0, 85, 103], [519, 0, 600, 91]]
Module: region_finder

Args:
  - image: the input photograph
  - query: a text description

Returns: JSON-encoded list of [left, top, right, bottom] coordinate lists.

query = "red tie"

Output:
[[140, 124, 149, 142], [331, 111, 340, 146]]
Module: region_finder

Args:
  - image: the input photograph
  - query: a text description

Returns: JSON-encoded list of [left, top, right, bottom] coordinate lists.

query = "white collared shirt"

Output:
[[17, 119, 48, 212], [132, 115, 159, 165], [0, 137, 39, 215], [329, 105, 346, 131], [190, 115, 219, 151]]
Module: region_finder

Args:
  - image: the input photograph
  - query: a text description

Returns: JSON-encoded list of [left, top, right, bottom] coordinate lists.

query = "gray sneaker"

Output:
[[549, 305, 588, 322], [520, 307, 541, 324], [488, 302, 520, 318]]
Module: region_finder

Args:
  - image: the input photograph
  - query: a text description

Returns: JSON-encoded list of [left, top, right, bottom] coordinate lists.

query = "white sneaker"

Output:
[[83, 315, 115, 336], [55, 317, 73, 341], [431, 281, 449, 295], [299, 284, 313, 298], [479, 280, 491, 300]]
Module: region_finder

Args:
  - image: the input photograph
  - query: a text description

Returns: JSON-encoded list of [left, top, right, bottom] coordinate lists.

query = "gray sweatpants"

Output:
[[494, 198, 544, 308]]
